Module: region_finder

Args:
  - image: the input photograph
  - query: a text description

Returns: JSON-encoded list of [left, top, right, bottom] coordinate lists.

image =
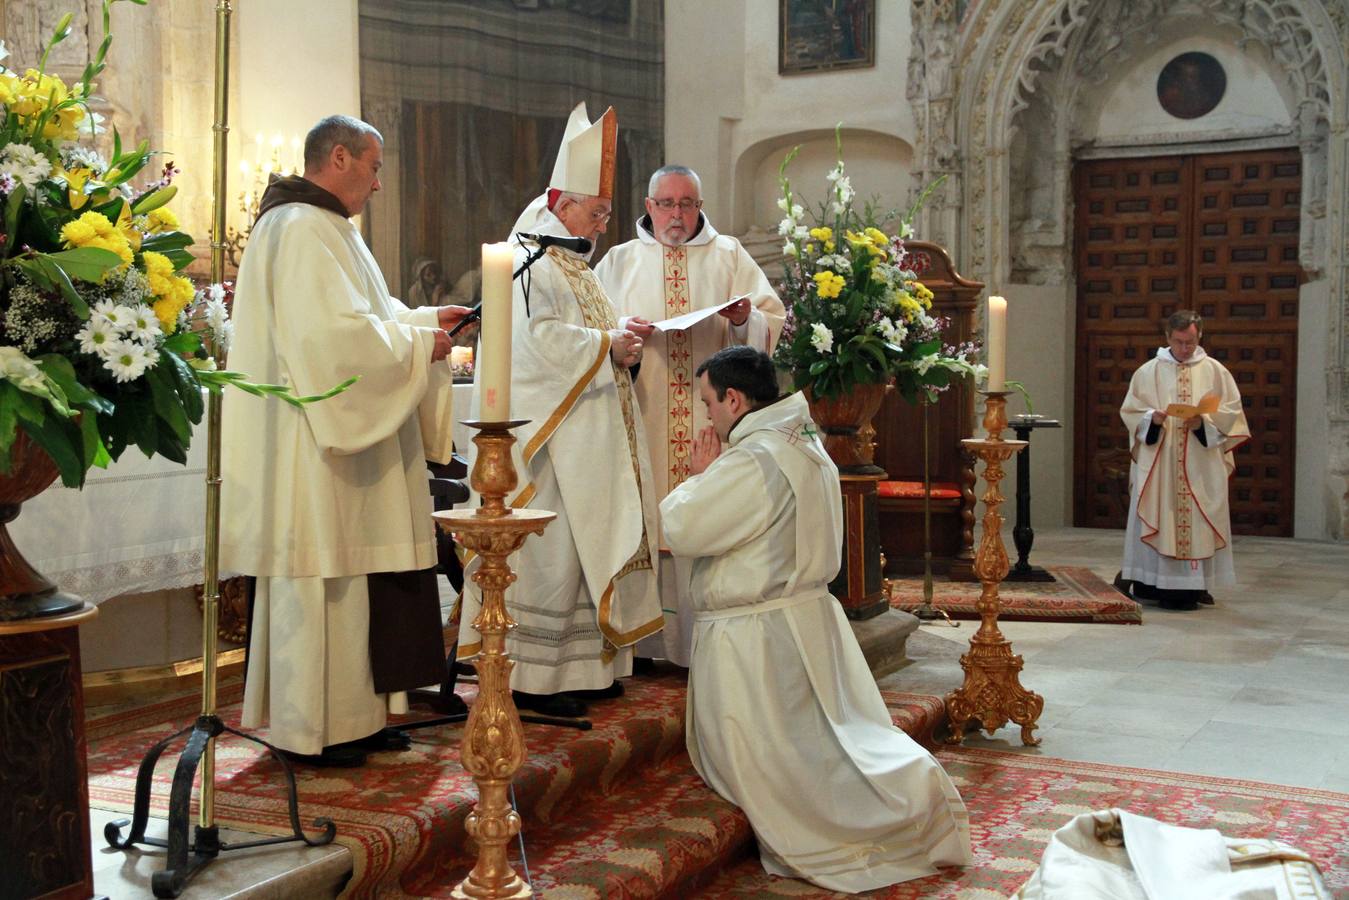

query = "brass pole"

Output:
[[200, 0, 234, 830], [914, 397, 954, 625]]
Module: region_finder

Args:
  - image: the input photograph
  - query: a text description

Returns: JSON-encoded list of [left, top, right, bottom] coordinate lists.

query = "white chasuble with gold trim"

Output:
[[1119, 348, 1250, 589], [458, 207, 662, 692]]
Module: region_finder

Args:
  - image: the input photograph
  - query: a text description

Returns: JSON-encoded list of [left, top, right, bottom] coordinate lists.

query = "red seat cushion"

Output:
[[877, 480, 963, 500]]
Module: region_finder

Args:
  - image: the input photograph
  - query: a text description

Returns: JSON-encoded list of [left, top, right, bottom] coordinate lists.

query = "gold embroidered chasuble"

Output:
[[458, 222, 662, 682], [550, 249, 653, 582], [1120, 351, 1249, 561]]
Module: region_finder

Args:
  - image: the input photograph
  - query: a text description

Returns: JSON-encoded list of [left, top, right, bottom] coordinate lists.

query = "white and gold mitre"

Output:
[[549, 102, 617, 200]]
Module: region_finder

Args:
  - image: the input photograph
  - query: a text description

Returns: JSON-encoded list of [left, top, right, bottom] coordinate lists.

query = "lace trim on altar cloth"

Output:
[[43, 549, 231, 605]]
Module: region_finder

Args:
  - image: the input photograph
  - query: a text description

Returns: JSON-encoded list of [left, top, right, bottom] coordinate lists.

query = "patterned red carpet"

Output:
[[84, 672, 945, 898], [86, 680, 1348, 897], [694, 748, 1349, 898], [888, 565, 1143, 624]]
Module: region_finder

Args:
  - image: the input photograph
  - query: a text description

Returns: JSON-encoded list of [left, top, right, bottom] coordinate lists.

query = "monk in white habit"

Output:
[[595, 165, 784, 666], [221, 115, 472, 767], [661, 347, 972, 892], [1119, 310, 1249, 610], [457, 103, 663, 719]]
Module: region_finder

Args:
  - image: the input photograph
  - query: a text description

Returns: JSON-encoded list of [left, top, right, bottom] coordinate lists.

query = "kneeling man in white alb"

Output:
[[661, 346, 973, 892]]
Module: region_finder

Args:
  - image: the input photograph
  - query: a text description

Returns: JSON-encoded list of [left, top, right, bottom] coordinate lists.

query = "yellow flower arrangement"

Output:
[[773, 126, 986, 402], [1, 0, 352, 488]]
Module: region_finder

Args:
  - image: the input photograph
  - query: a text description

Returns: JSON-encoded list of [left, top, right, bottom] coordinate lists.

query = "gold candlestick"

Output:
[[435, 420, 553, 899], [944, 391, 1044, 746]]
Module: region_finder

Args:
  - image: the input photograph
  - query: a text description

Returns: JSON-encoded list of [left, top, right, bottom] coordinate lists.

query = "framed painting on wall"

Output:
[[779, 0, 876, 75]]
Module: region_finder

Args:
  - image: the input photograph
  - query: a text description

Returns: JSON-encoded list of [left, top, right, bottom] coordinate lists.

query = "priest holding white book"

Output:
[[457, 103, 663, 719], [595, 164, 784, 665], [1118, 309, 1250, 610]]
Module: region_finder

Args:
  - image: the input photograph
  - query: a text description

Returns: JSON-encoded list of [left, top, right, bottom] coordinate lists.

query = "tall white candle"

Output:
[[986, 294, 1007, 392], [479, 242, 514, 421]]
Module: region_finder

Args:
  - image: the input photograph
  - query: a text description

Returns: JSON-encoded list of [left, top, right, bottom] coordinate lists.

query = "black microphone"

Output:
[[445, 304, 481, 338], [517, 232, 593, 255]]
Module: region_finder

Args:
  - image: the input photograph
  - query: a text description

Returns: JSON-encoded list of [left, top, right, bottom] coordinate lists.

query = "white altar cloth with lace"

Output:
[[9, 431, 211, 605]]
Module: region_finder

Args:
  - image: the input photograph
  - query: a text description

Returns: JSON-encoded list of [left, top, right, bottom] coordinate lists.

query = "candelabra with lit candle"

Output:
[[223, 132, 304, 266]]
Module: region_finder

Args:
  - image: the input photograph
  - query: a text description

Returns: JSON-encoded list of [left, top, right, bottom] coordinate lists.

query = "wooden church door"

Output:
[[1072, 148, 1301, 536]]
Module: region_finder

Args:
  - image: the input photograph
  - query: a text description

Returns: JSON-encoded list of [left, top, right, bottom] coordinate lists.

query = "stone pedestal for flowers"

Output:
[[0, 432, 85, 621]]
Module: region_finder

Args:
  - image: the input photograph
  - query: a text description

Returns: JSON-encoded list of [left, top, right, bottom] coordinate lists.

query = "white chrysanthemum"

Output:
[[102, 339, 152, 383], [810, 323, 834, 354], [76, 318, 118, 355], [0, 142, 53, 190], [92, 301, 138, 331], [60, 145, 109, 175], [127, 305, 163, 343]]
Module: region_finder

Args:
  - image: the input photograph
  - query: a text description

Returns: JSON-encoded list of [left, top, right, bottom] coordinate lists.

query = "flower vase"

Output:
[[0, 432, 84, 621], [805, 381, 892, 475]]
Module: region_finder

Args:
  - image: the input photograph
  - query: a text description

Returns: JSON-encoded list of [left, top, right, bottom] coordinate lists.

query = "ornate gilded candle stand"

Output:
[[944, 392, 1044, 746], [434, 420, 553, 899]]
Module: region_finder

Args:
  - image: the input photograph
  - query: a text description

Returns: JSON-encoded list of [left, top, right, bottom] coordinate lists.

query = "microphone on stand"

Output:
[[517, 232, 593, 255]]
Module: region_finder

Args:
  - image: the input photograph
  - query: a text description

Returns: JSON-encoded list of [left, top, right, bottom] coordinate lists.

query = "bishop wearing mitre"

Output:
[[457, 103, 663, 718]]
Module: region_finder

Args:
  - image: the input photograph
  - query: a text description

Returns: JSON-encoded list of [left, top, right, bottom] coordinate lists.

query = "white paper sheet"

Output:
[[651, 295, 750, 332]]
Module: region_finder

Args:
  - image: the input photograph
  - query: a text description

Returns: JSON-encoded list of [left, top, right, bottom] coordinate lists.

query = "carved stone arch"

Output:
[[954, 0, 1345, 291], [944, 0, 1349, 538]]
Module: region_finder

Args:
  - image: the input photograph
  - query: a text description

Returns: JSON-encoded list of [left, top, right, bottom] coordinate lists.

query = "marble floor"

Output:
[[90, 525, 1348, 897], [879, 526, 1349, 792]]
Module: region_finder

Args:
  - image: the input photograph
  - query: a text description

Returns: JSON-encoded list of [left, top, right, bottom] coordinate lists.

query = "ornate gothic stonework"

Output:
[[912, 0, 1349, 536]]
